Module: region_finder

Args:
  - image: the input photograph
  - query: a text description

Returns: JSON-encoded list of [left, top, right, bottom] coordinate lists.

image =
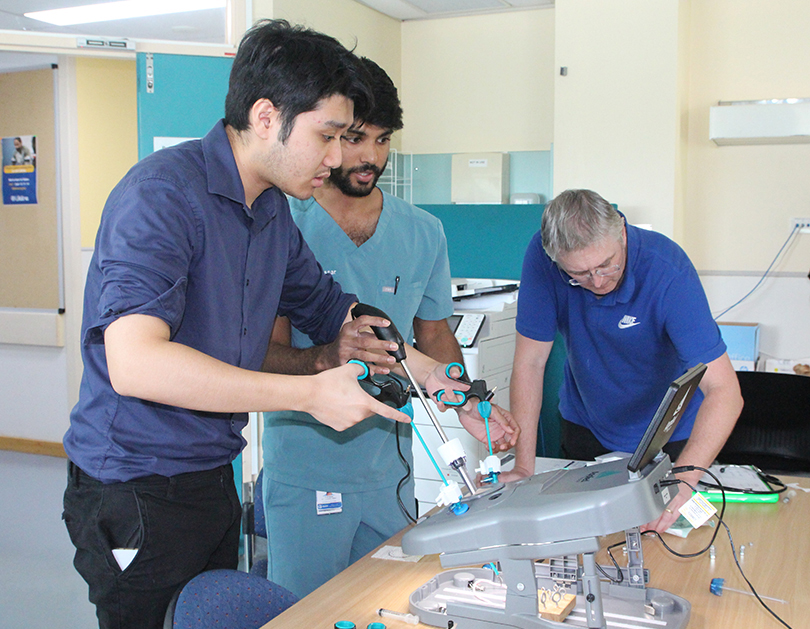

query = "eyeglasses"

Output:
[[564, 264, 621, 287]]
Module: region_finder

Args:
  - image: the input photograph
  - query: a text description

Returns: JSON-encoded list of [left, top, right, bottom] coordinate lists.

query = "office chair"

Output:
[[717, 371, 810, 474], [164, 569, 298, 629], [242, 468, 268, 576]]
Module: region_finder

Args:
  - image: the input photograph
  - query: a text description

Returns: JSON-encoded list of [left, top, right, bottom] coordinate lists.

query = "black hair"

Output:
[[356, 57, 403, 132], [224, 19, 372, 143]]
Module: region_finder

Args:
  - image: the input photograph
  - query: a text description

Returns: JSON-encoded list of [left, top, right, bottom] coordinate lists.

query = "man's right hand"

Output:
[[303, 362, 411, 431], [314, 315, 400, 373]]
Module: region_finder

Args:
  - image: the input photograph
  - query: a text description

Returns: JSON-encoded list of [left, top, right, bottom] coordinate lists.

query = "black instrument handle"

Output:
[[351, 303, 407, 362]]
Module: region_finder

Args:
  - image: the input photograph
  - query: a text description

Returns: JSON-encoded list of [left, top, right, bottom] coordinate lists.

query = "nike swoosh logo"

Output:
[[618, 321, 641, 329]]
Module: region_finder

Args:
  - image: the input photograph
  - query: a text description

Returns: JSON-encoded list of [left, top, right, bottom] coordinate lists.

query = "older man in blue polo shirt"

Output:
[[504, 189, 743, 533]]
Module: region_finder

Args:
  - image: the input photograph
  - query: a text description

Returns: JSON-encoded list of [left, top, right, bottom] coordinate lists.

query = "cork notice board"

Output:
[[0, 67, 60, 310]]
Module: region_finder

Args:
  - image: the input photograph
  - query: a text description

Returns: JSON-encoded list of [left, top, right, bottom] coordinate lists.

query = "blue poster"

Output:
[[2, 135, 37, 205]]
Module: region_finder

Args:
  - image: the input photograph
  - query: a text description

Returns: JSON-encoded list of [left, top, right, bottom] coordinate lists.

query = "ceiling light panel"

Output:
[[405, 0, 507, 13], [25, 0, 226, 26]]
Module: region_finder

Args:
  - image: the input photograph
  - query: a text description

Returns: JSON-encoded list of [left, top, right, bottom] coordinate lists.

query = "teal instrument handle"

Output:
[[435, 362, 469, 406], [436, 389, 467, 407], [347, 359, 369, 380]]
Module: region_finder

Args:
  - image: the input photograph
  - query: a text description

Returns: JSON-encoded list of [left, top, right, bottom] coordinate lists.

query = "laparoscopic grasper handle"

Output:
[[351, 303, 477, 495]]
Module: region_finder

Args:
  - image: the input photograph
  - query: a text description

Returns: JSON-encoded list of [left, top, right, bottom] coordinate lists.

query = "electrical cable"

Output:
[[697, 465, 787, 495], [646, 466, 792, 629], [643, 469, 725, 558], [717, 518, 791, 629], [394, 421, 417, 524], [599, 540, 626, 584], [713, 225, 799, 320]]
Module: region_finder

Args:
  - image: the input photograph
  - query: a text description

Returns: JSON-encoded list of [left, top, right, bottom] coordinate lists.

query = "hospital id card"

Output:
[[316, 490, 343, 515]]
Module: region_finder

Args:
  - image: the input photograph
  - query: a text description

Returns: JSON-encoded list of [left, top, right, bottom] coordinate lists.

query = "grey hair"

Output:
[[541, 189, 624, 262]]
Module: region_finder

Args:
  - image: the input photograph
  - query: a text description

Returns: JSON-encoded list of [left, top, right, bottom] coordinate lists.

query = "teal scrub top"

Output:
[[264, 191, 454, 492]]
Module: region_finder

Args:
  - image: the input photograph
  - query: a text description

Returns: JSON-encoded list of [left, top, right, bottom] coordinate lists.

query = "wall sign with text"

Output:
[[2, 135, 38, 205]]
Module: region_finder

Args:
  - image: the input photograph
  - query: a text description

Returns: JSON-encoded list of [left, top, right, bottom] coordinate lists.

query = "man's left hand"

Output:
[[644, 483, 690, 534], [457, 403, 519, 452], [425, 362, 469, 407], [424, 363, 519, 450]]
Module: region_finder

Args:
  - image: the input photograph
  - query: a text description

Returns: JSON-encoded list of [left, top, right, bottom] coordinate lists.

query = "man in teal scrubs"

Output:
[[262, 58, 516, 598]]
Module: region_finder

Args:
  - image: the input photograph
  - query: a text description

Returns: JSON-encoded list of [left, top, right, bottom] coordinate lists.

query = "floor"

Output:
[[0, 450, 98, 629]]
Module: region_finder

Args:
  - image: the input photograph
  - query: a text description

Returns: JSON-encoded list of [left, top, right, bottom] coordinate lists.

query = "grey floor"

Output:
[[0, 450, 98, 629]]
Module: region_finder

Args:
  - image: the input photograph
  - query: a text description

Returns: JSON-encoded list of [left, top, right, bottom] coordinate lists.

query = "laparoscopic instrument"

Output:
[[433, 361, 502, 484], [709, 578, 788, 604], [350, 303, 494, 506]]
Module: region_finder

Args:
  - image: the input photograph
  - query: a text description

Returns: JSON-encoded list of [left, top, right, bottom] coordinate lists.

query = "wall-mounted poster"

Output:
[[2, 135, 38, 205]]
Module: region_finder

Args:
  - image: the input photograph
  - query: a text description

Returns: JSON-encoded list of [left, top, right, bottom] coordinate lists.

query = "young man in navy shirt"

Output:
[[504, 189, 742, 533], [62, 20, 466, 629]]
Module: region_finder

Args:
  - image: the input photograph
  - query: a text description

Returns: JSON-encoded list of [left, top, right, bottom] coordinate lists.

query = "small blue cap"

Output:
[[710, 578, 725, 596], [367, 623, 387, 629], [449, 501, 469, 515], [335, 622, 356, 629]]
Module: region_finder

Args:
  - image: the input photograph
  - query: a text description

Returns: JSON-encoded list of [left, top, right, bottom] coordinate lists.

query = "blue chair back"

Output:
[[168, 569, 298, 628]]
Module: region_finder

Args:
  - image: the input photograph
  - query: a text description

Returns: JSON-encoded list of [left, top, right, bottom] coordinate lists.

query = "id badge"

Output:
[[316, 490, 342, 515]]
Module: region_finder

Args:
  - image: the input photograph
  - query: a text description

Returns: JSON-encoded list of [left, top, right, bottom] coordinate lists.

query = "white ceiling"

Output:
[[357, 0, 553, 21], [0, 0, 227, 44], [0, 0, 553, 72]]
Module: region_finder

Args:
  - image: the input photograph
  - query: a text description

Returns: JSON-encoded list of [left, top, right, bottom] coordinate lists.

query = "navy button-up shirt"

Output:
[[64, 121, 355, 483]]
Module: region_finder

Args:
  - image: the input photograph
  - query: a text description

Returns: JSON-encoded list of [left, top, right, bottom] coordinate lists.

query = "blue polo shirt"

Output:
[[517, 220, 726, 452], [64, 121, 355, 483]]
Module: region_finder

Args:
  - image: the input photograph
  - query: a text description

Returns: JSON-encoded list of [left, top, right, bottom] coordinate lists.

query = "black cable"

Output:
[[595, 562, 618, 583], [697, 465, 787, 495], [600, 539, 626, 584], [643, 469, 725, 558], [395, 421, 417, 524], [648, 466, 792, 629], [717, 518, 792, 629]]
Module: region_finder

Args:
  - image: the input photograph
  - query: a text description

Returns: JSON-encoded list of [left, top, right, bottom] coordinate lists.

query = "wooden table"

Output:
[[262, 478, 808, 628]]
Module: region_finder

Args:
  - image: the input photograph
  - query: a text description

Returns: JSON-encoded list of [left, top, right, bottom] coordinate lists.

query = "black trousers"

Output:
[[560, 419, 687, 463], [63, 461, 241, 629]]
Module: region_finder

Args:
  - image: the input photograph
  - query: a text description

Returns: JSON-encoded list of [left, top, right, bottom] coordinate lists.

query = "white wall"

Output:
[[684, 0, 810, 362], [0, 345, 70, 441], [553, 0, 683, 238], [401, 9, 555, 154], [684, 0, 810, 274], [702, 273, 810, 361]]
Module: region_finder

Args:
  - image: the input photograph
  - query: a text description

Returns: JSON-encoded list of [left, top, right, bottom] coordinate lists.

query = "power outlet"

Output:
[[791, 218, 810, 234]]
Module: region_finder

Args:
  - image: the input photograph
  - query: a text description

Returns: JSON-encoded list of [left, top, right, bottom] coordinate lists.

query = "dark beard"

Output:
[[328, 162, 386, 198]]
